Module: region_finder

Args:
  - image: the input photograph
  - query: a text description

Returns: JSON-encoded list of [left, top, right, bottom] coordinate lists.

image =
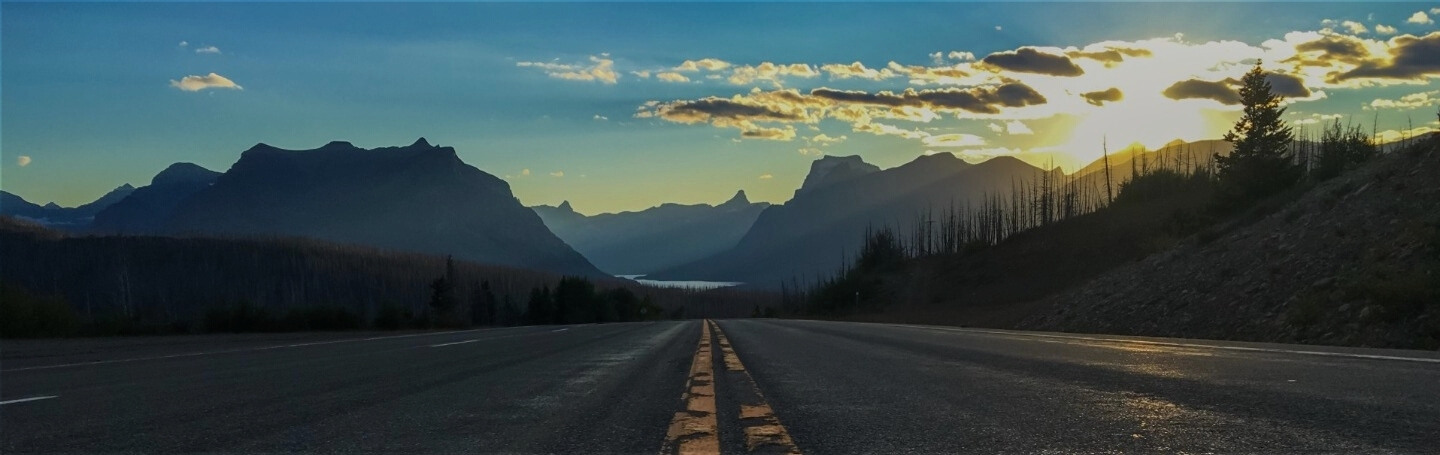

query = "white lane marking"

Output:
[[430, 339, 481, 348], [0, 396, 58, 405], [887, 323, 1440, 364], [3, 327, 530, 372]]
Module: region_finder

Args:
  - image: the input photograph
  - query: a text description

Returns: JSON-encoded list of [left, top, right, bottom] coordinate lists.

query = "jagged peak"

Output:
[[411, 137, 432, 148], [116, 183, 136, 191], [558, 200, 574, 212], [719, 189, 749, 207], [42, 202, 61, 210]]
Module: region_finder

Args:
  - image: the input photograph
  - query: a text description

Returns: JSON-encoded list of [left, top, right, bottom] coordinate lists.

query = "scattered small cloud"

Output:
[[17, 155, 32, 167], [987, 123, 1004, 133], [1004, 120, 1033, 135], [759, 173, 774, 180], [656, 71, 691, 83], [675, 58, 732, 72], [630, 70, 652, 78], [522, 168, 531, 176], [169, 72, 242, 92], [195, 46, 221, 54], [517, 55, 618, 84], [550, 171, 564, 178], [1367, 89, 1440, 110], [807, 133, 847, 146], [1407, 11, 1433, 25], [1376, 24, 1398, 35], [178, 41, 188, 47], [797, 147, 823, 156], [593, 114, 608, 121], [921, 133, 986, 147], [995, 25, 1003, 31], [1293, 113, 1344, 125], [1080, 87, 1124, 106]]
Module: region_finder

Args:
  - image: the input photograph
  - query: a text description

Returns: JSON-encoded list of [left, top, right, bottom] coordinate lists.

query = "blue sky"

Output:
[[4, 2, 1439, 213]]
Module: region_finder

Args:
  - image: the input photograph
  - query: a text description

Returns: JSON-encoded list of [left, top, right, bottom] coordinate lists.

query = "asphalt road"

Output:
[[3, 319, 1439, 453]]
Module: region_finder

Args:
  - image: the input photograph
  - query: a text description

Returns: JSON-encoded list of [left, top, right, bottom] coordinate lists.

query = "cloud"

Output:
[[1161, 72, 1311, 105], [930, 51, 977, 65], [657, 72, 691, 83], [740, 125, 797, 141], [759, 173, 774, 180], [17, 156, 32, 167], [1377, 24, 1398, 35], [1341, 21, 1369, 35], [178, 41, 188, 47], [1293, 113, 1344, 125], [1408, 11, 1433, 25], [631, 70, 652, 78], [517, 55, 618, 84], [981, 47, 1085, 76], [593, 114, 608, 121], [995, 26, 1003, 31], [807, 133, 846, 145], [1065, 46, 1153, 64], [195, 46, 221, 54], [169, 72, 242, 91], [809, 82, 1046, 114], [1080, 87, 1124, 106], [1162, 79, 1240, 104], [550, 171, 564, 177], [1367, 89, 1440, 110], [854, 121, 929, 139], [921, 133, 986, 147], [522, 168, 531, 176], [1334, 32, 1440, 82], [797, 147, 823, 156], [728, 62, 820, 86], [987, 123, 1004, 133], [820, 61, 898, 80], [675, 58, 732, 72], [1004, 120, 1033, 135]]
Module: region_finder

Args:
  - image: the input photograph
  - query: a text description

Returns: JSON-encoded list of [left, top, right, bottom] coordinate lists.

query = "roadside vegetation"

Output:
[[790, 63, 1437, 348], [0, 224, 773, 338]]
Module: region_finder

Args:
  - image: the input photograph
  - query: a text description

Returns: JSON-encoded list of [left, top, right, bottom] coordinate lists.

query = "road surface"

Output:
[[3, 319, 1439, 453]]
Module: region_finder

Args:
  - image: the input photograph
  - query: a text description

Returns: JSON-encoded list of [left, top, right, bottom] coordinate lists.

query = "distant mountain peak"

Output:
[[719, 190, 750, 208], [411, 137, 432, 148], [321, 140, 356, 150], [152, 162, 221, 186], [558, 200, 574, 212], [42, 202, 61, 210], [117, 183, 136, 191], [797, 155, 880, 196]]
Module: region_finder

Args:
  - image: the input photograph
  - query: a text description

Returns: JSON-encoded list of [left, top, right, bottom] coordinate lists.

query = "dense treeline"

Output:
[[0, 221, 776, 337], [795, 63, 1388, 317]]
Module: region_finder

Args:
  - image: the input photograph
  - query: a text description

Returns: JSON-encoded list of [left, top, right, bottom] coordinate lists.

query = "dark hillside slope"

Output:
[[1023, 136, 1440, 348]]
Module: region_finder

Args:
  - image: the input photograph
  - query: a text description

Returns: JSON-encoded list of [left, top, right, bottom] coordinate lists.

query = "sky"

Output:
[[3, 2, 1439, 214]]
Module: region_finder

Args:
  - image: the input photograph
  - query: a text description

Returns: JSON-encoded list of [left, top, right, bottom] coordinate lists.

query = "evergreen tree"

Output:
[[1216, 62, 1298, 203]]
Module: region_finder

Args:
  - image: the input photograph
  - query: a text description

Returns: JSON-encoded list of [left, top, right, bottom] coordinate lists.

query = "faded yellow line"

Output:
[[709, 320, 802, 455], [661, 320, 719, 455]]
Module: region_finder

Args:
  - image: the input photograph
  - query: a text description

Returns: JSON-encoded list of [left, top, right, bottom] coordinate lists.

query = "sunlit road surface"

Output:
[[3, 320, 1439, 453]]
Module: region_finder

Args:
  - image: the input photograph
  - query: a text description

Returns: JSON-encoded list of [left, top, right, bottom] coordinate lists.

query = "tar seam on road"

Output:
[[3, 327, 534, 372], [890, 324, 1440, 364], [661, 320, 720, 454], [710, 320, 801, 455], [0, 396, 58, 405]]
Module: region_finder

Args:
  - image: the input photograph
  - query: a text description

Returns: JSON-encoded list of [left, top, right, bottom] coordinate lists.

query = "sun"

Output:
[[1062, 99, 1217, 170]]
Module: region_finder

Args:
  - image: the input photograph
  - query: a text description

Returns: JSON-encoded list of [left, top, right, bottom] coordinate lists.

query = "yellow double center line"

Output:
[[661, 320, 800, 455]]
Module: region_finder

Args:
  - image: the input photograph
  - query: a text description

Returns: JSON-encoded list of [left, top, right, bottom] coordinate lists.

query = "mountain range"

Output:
[[646, 153, 1051, 285], [532, 190, 770, 275]]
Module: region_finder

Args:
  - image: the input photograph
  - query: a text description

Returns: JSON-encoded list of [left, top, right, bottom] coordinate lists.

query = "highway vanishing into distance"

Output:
[[4, 319, 1440, 453]]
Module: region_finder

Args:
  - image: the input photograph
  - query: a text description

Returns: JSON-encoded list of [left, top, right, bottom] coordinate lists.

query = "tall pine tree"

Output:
[[1215, 62, 1298, 204]]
